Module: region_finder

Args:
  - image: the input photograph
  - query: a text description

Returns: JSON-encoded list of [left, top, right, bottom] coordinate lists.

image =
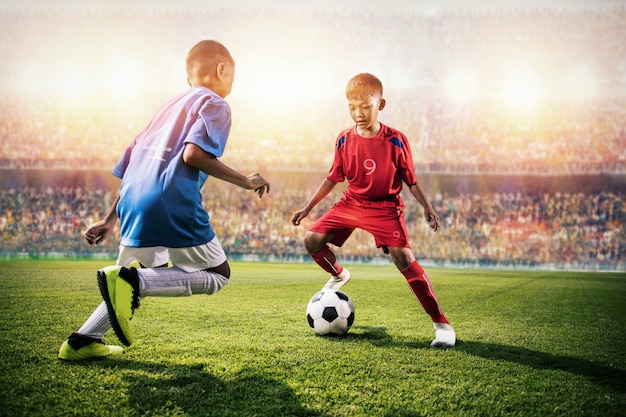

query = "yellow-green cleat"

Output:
[[58, 333, 123, 361], [97, 266, 140, 346]]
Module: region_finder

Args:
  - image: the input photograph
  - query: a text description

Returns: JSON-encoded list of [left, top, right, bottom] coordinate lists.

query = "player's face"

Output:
[[347, 94, 384, 136]]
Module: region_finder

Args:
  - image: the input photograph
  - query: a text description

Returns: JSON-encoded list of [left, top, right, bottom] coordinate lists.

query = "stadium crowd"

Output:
[[1, 182, 624, 271], [2, 96, 625, 175], [0, 6, 625, 174]]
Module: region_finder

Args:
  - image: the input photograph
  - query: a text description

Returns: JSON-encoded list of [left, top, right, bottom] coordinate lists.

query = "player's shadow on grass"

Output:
[[348, 325, 396, 344], [97, 359, 328, 417], [349, 326, 625, 394], [457, 340, 626, 394]]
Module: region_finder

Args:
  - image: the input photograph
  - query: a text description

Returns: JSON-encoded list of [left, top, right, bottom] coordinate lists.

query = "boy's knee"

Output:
[[390, 248, 415, 270], [303, 231, 328, 254], [206, 261, 230, 279]]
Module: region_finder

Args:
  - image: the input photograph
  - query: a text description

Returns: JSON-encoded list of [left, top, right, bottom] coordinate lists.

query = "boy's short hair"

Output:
[[346, 73, 383, 99], [186, 40, 234, 79]]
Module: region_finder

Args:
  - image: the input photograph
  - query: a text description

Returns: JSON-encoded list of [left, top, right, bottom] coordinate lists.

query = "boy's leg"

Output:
[[306, 202, 358, 290], [76, 302, 112, 339], [137, 266, 229, 297], [59, 244, 226, 358], [62, 248, 167, 340], [106, 240, 228, 345], [309, 243, 351, 290], [59, 265, 139, 358], [400, 260, 448, 324], [94, 264, 229, 348], [367, 201, 456, 348], [304, 226, 350, 290], [400, 260, 455, 348], [309, 242, 342, 276], [360, 207, 446, 321], [100, 241, 228, 346]]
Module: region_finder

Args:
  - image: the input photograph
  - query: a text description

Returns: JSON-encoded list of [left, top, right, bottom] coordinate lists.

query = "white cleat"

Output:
[[431, 322, 456, 348], [322, 268, 351, 291]]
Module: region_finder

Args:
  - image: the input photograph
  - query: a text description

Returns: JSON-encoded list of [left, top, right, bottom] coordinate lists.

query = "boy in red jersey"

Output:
[[292, 73, 455, 348]]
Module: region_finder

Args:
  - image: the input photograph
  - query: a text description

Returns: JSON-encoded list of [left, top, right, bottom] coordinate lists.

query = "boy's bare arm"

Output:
[[292, 178, 337, 226], [183, 143, 270, 197], [408, 182, 441, 231]]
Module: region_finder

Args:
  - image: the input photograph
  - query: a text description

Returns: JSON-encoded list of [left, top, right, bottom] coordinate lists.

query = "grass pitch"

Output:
[[0, 260, 624, 416]]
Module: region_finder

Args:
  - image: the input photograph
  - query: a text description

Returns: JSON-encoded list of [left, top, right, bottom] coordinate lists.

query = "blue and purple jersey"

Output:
[[113, 87, 231, 248]]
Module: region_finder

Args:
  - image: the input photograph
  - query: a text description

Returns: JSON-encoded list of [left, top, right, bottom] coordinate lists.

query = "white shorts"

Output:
[[116, 237, 227, 272]]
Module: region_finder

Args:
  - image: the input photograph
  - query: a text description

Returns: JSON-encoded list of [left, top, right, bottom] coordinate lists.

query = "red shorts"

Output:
[[309, 194, 411, 254]]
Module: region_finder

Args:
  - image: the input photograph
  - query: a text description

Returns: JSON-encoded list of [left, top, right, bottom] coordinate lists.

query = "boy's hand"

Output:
[[84, 221, 114, 247], [247, 173, 270, 198], [426, 211, 441, 232], [291, 207, 310, 226]]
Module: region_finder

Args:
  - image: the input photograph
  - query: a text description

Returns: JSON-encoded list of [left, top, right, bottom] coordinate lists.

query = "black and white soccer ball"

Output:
[[306, 289, 355, 337]]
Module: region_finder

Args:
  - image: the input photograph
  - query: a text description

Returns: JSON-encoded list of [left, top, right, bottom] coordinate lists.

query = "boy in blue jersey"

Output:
[[59, 40, 270, 360]]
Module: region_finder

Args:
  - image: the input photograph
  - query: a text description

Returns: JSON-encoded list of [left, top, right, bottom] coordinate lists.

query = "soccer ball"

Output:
[[306, 289, 355, 337]]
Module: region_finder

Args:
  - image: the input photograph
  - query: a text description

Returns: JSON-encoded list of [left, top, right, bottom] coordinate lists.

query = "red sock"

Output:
[[401, 260, 448, 324], [310, 245, 343, 276]]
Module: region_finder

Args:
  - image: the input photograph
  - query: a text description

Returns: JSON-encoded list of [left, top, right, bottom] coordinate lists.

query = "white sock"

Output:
[[137, 266, 229, 297], [77, 302, 111, 340]]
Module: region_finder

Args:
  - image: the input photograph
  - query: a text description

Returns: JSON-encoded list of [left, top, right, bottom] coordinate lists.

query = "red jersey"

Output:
[[327, 124, 417, 202]]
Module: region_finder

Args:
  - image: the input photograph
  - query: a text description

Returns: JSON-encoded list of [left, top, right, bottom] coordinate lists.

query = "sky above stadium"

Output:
[[1, 0, 622, 108], [1, 0, 623, 12]]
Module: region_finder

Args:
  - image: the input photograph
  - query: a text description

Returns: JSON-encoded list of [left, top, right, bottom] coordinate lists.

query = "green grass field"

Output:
[[0, 260, 624, 417]]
